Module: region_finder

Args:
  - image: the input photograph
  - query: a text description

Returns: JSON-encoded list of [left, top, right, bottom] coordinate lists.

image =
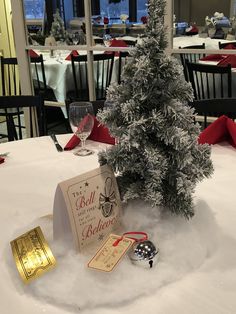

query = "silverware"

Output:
[[50, 134, 63, 152]]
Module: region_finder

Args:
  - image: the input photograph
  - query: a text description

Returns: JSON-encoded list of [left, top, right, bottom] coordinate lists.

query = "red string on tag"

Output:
[[112, 232, 148, 247]]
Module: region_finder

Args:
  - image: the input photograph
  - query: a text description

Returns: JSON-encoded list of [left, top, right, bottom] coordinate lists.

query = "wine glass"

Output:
[[69, 102, 94, 156], [103, 34, 112, 47]]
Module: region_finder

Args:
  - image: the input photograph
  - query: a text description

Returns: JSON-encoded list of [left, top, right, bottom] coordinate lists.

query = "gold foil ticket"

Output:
[[88, 234, 135, 272], [10, 226, 56, 284]]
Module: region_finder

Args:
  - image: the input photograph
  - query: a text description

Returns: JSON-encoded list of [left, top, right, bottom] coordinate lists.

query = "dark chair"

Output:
[[65, 99, 105, 117], [0, 95, 45, 141], [186, 61, 232, 100], [30, 54, 67, 133], [68, 53, 114, 101], [91, 100, 105, 115], [94, 37, 104, 45], [0, 56, 20, 95], [218, 41, 236, 49], [118, 51, 131, 84], [179, 44, 206, 81], [30, 54, 56, 100], [0, 56, 22, 140], [123, 39, 137, 47], [190, 98, 236, 129]]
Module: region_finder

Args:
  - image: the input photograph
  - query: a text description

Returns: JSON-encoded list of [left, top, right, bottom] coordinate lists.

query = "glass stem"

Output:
[[81, 139, 86, 149]]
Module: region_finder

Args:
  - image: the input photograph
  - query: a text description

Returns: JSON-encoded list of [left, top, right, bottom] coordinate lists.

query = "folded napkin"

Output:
[[222, 43, 236, 50], [198, 115, 236, 148], [103, 17, 109, 25], [200, 54, 227, 62], [217, 54, 236, 68], [105, 39, 128, 57], [28, 49, 39, 58], [0, 157, 5, 164], [64, 116, 115, 150], [65, 50, 79, 61], [185, 25, 199, 35]]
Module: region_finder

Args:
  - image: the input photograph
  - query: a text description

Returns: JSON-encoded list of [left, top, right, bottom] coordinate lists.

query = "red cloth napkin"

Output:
[[198, 115, 236, 148], [217, 54, 236, 68], [28, 49, 39, 58], [65, 50, 79, 61], [200, 54, 227, 62], [105, 39, 128, 57], [141, 16, 148, 24], [0, 157, 5, 164], [64, 116, 115, 150], [222, 43, 236, 50], [186, 25, 199, 34], [104, 17, 109, 24]]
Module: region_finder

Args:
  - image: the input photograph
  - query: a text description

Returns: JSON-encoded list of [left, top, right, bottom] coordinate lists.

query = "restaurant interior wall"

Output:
[[0, 0, 15, 58], [174, 0, 231, 26], [0, 0, 16, 96]]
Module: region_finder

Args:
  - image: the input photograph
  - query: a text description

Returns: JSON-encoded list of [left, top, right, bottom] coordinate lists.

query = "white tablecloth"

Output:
[[31, 51, 119, 105], [0, 135, 236, 313], [173, 35, 233, 50]]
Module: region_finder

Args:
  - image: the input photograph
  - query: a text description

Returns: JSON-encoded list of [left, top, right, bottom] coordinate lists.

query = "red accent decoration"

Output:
[[64, 116, 115, 150], [222, 44, 236, 50], [65, 50, 79, 61], [105, 39, 128, 57], [28, 49, 39, 58], [218, 55, 236, 68], [123, 231, 148, 242], [186, 25, 199, 34], [141, 16, 148, 24], [200, 45, 236, 66], [103, 17, 109, 25], [0, 157, 5, 164], [112, 232, 148, 247], [200, 54, 227, 62], [198, 115, 236, 148]]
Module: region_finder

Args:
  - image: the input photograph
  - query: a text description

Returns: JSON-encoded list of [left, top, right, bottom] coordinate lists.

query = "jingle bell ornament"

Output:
[[129, 240, 159, 268]]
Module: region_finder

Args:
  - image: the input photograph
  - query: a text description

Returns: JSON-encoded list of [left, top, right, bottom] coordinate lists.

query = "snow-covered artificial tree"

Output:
[[97, 0, 213, 218], [50, 9, 69, 42]]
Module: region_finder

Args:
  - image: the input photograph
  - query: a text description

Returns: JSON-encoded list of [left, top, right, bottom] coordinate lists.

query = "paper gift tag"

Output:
[[88, 234, 135, 272], [10, 226, 56, 284]]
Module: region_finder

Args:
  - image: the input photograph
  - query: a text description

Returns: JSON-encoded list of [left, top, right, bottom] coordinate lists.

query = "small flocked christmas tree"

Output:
[[97, 0, 213, 218], [50, 9, 69, 42]]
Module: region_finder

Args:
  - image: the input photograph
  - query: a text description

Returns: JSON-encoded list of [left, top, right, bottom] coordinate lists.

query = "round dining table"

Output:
[[0, 135, 236, 314]]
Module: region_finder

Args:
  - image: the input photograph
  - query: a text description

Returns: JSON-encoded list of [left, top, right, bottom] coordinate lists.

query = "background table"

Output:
[[31, 50, 121, 106], [0, 135, 236, 313], [173, 35, 234, 49]]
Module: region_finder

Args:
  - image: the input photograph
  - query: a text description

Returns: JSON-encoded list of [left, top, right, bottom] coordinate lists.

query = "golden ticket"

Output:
[[88, 234, 135, 272], [10, 226, 56, 284]]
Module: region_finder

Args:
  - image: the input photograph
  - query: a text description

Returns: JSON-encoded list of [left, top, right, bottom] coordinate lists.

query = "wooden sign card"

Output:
[[53, 165, 122, 251]]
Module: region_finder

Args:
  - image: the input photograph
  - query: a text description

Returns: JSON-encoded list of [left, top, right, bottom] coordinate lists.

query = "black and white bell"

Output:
[[129, 240, 159, 268]]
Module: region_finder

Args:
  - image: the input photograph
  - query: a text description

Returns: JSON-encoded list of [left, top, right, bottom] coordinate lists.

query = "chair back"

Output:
[[186, 61, 232, 100], [30, 54, 47, 93], [218, 41, 236, 49], [30, 54, 65, 132], [30, 54, 57, 101], [71, 53, 114, 100], [190, 98, 236, 129], [0, 56, 20, 95], [94, 38, 104, 45], [0, 95, 45, 141], [123, 40, 137, 47], [118, 51, 131, 84], [179, 44, 206, 81]]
